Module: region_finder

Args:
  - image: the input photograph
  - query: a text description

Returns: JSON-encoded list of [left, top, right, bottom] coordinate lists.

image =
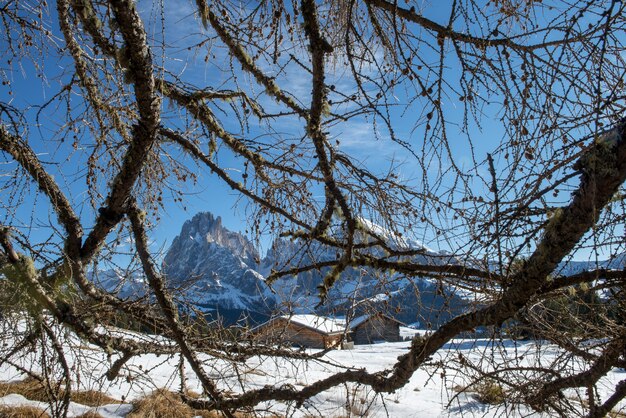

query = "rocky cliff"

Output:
[[162, 212, 275, 316]]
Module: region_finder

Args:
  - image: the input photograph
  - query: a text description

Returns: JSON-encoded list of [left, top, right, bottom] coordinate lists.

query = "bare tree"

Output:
[[0, 0, 625, 416]]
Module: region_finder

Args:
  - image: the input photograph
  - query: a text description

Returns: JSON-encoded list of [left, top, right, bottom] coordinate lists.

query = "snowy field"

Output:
[[0, 321, 624, 417]]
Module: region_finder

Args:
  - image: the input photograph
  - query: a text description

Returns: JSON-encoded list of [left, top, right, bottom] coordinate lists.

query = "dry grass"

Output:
[[126, 389, 275, 418], [69, 390, 121, 407], [0, 378, 51, 402], [0, 405, 50, 418], [473, 380, 506, 405], [0, 381, 279, 418], [568, 396, 626, 418], [453, 380, 506, 405], [127, 389, 221, 418], [0, 378, 121, 407]]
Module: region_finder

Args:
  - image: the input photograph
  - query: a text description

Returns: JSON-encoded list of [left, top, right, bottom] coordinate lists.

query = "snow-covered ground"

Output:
[[0, 320, 624, 417]]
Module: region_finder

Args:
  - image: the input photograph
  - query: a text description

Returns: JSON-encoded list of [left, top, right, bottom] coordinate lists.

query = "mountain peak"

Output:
[[170, 211, 256, 261], [162, 212, 273, 314], [183, 211, 221, 235]]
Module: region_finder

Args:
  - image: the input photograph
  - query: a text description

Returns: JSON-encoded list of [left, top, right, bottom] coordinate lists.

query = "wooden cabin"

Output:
[[252, 312, 403, 348], [348, 313, 402, 345], [252, 314, 346, 349]]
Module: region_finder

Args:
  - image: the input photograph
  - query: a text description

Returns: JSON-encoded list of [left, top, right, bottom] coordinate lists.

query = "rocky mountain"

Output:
[[162, 212, 276, 321], [89, 269, 147, 299], [260, 232, 467, 325], [159, 212, 468, 325], [90, 212, 625, 327]]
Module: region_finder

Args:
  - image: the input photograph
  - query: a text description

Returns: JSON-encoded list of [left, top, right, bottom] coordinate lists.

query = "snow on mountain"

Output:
[[356, 217, 435, 253], [260, 222, 468, 324], [89, 269, 147, 299], [88, 211, 625, 328], [92, 212, 468, 325], [554, 252, 626, 277], [162, 212, 275, 315]]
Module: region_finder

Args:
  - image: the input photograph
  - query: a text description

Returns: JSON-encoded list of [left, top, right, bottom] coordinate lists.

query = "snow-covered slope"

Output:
[[89, 269, 148, 299], [1, 317, 623, 418], [555, 252, 626, 277]]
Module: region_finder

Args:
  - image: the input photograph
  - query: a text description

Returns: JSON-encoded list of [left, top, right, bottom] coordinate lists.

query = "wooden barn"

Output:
[[348, 313, 402, 345], [252, 314, 346, 349]]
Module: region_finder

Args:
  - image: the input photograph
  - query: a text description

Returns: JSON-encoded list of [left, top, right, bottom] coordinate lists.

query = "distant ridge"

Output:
[[161, 212, 468, 326], [92, 212, 626, 327]]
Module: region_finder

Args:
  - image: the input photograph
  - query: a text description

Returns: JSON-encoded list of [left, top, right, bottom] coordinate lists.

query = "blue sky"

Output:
[[2, 0, 615, 265], [0, 0, 529, 259], [0, 2, 438, 248]]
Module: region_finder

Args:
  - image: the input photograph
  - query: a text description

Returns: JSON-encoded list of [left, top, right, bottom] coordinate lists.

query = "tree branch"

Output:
[[81, 0, 161, 261]]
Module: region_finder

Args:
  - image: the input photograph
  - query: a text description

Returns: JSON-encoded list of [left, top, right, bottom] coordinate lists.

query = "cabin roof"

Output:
[[280, 314, 346, 335], [254, 313, 404, 336], [347, 313, 406, 329]]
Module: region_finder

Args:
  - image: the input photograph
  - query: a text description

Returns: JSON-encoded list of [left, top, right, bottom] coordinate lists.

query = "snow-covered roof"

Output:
[[346, 313, 405, 330], [347, 314, 370, 329], [258, 313, 404, 335], [281, 314, 347, 335]]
